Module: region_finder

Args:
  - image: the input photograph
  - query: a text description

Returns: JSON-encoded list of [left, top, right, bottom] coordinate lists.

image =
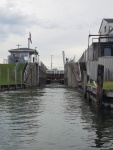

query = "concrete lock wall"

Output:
[[66, 62, 79, 88], [39, 66, 47, 85], [64, 63, 68, 85], [86, 57, 113, 81], [25, 63, 38, 87], [24, 63, 47, 87]]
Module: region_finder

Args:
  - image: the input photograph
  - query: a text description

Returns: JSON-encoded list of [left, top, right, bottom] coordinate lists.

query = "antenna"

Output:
[[16, 44, 21, 49], [28, 32, 32, 48]]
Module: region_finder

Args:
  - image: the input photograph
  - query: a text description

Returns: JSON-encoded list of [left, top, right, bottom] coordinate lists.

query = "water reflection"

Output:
[[0, 88, 46, 150], [63, 88, 113, 149], [0, 85, 113, 149], [80, 98, 113, 149]]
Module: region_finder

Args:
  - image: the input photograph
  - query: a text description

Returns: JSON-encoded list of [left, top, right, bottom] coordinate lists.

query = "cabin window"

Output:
[[104, 26, 106, 33], [13, 53, 15, 57], [104, 48, 111, 56], [109, 26, 112, 32]]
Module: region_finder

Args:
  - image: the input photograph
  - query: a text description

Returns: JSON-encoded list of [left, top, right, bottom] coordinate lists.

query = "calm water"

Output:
[[0, 84, 113, 150]]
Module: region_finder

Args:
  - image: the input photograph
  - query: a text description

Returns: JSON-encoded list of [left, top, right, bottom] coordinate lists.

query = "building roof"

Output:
[[9, 48, 38, 55], [99, 18, 113, 33], [104, 19, 113, 23]]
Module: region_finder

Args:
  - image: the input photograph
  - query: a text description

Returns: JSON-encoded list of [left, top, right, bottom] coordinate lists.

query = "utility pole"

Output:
[[51, 55, 53, 70], [62, 51, 66, 69]]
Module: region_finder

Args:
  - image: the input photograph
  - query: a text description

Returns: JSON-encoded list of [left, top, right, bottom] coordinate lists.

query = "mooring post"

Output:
[[96, 64, 104, 107]]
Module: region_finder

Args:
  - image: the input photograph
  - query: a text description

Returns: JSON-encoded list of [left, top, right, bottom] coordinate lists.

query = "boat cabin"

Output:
[[8, 48, 38, 64]]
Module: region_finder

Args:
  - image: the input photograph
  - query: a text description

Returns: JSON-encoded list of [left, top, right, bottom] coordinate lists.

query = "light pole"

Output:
[[51, 55, 53, 70]]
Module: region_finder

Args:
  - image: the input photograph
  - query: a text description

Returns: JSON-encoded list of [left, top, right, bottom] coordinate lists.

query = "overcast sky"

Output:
[[0, 0, 113, 68]]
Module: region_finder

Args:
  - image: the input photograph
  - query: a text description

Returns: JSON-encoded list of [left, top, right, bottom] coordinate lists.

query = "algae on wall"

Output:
[[64, 62, 80, 88]]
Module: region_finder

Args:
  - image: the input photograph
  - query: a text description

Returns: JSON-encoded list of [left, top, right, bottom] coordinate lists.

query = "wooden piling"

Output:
[[96, 64, 104, 107]]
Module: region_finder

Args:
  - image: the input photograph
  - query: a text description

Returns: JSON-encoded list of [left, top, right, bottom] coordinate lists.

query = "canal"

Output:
[[0, 84, 113, 150]]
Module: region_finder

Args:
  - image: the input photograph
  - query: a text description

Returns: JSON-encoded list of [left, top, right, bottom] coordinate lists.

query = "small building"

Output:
[[78, 18, 113, 81], [99, 18, 113, 42], [8, 48, 38, 64]]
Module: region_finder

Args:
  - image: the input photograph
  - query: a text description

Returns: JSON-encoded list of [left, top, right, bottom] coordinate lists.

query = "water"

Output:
[[0, 84, 113, 150]]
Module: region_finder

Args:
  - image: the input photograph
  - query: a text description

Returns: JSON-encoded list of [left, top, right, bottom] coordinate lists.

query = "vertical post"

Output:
[[83, 71, 87, 98], [62, 51, 65, 69], [28, 38, 30, 48], [36, 54, 37, 63], [35, 47, 37, 63], [7, 68, 9, 89], [15, 69, 17, 89], [28, 53, 30, 63], [38, 55, 40, 86], [96, 64, 104, 107], [21, 71, 22, 88], [88, 33, 90, 61], [35, 58, 37, 86], [98, 37, 101, 57], [30, 68, 32, 87], [51, 55, 53, 80], [51, 55, 53, 70], [29, 54, 31, 62]]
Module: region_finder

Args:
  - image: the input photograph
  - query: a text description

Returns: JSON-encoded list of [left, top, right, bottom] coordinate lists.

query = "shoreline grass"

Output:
[[88, 81, 113, 90], [0, 63, 25, 85]]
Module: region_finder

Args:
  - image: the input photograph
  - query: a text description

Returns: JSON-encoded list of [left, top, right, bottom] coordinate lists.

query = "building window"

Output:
[[13, 53, 15, 57], [109, 26, 113, 32], [104, 26, 106, 33], [104, 48, 111, 56]]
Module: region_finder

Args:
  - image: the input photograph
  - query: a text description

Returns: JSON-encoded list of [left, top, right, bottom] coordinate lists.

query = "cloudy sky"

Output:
[[0, 0, 113, 68]]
